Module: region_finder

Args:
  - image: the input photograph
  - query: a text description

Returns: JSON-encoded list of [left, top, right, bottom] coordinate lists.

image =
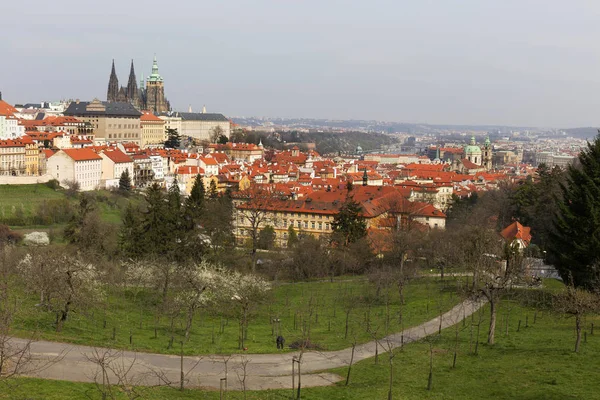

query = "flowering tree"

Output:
[[173, 262, 221, 341], [219, 270, 271, 350], [19, 251, 104, 332]]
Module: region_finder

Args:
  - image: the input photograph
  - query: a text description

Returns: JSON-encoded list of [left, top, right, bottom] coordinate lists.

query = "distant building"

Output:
[[64, 99, 142, 144], [501, 221, 532, 250], [0, 139, 26, 175], [99, 148, 134, 189], [533, 152, 575, 168], [107, 57, 170, 113], [47, 148, 102, 191], [140, 111, 166, 148], [159, 110, 231, 142]]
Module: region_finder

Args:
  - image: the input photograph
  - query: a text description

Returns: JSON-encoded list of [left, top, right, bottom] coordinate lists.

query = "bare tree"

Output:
[[234, 185, 279, 269], [84, 348, 173, 400], [234, 355, 251, 399], [0, 245, 65, 388], [222, 271, 271, 350], [554, 280, 599, 352], [19, 250, 104, 332]]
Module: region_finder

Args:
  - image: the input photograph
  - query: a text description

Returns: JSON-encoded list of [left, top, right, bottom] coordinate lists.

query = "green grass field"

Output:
[[6, 283, 600, 400], [13, 277, 458, 355], [0, 184, 131, 228], [0, 184, 65, 220]]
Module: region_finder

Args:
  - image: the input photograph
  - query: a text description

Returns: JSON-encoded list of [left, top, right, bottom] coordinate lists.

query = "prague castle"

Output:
[[107, 56, 170, 113]]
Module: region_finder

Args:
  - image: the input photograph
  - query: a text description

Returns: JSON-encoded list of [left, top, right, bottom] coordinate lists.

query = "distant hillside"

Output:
[[279, 131, 398, 155], [561, 127, 599, 140]]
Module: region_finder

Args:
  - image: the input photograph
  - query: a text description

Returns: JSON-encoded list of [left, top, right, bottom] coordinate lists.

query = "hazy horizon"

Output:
[[2, 0, 600, 128]]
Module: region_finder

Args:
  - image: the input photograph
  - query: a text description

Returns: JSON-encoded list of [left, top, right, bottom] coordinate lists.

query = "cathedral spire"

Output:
[[107, 59, 119, 102], [126, 59, 139, 107]]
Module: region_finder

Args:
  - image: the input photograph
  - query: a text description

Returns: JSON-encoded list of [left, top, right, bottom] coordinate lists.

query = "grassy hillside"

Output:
[[13, 277, 456, 355], [6, 282, 600, 400], [0, 184, 131, 229]]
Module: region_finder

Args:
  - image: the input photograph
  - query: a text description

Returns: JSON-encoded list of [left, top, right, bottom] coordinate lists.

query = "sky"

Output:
[[2, 0, 600, 128]]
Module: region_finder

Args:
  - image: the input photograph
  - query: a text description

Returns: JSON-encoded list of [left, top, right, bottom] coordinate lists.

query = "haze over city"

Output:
[[3, 0, 600, 127]]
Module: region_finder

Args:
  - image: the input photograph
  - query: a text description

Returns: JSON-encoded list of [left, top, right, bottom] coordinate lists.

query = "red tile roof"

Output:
[[60, 148, 102, 161], [500, 221, 532, 245], [102, 149, 132, 164], [0, 100, 18, 116]]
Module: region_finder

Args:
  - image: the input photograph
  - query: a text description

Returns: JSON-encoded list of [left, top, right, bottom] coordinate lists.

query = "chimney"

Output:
[[76, 99, 80, 104], [0, 91, 2, 101]]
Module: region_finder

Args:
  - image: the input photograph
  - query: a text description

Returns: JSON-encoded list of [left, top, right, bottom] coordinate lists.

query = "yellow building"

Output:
[[233, 185, 447, 247], [140, 111, 166, 148], [64, 99, 142, 144], [21, 136, 40, 175]]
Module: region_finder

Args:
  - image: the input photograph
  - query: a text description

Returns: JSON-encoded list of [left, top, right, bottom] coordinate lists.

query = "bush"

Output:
[[0, 224, 23, 244], [45, 179, 61, 190]]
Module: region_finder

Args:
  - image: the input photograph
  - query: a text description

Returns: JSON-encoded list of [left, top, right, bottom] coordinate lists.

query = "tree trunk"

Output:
[[345, 343, 355, 386], [56, 301, 71, 332], [185, 309, 194, 342], [162, 272, 170, 305], [388, 352, 394, 400], [575, 314, 582, 353], [345, 309, 351, 339], [487, 298, 497, 345]]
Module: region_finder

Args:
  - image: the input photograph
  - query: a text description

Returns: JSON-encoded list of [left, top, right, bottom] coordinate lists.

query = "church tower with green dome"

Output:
[[145, 56, 170, 113], [463, 136, 482, 166]]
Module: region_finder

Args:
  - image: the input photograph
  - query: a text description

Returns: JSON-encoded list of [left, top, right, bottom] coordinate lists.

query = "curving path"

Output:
[[17, 297, 486, 391]]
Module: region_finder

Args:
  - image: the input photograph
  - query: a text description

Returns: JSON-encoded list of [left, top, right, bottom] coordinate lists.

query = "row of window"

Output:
[[108, 133, 139, 139], [108, 124, 140, 129], [283, 212, 332, 220], [283, 220, 331, 230]]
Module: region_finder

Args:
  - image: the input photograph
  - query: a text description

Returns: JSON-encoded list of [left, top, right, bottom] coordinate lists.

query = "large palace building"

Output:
[[107, 56, 170, 114]]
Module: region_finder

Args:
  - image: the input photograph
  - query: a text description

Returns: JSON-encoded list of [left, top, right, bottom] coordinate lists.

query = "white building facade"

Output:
[[47, 148, 102, 191]]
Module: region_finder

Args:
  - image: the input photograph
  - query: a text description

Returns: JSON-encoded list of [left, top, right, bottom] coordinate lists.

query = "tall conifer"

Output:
[[551, 134, 600, 289]]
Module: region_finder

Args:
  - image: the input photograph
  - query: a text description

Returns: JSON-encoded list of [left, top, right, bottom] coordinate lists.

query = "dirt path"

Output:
[[18, 297, 486, 391]]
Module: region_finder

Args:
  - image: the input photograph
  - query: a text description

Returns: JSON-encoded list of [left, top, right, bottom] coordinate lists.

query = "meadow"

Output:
[[13, 277, 459, 355], [6, 281, 600, 400]]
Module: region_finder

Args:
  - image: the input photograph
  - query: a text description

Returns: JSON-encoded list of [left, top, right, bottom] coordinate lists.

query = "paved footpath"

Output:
[[17, 297, 486, 391]]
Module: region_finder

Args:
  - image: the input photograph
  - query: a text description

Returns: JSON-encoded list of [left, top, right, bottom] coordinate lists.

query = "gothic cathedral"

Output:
[[107, 56, 170, 113]]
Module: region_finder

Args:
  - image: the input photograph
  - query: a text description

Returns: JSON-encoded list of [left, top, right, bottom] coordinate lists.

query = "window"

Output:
[[297, 221, 301, 228], [311, 222, 315, 229], [326, 223, 330, 230]]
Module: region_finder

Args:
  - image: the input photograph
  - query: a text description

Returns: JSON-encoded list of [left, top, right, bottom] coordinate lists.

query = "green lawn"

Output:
[[6, 283, 600, 400], [0, 184, 132, 229], [13, 277, 458, 355], [0, 184, 64, 220]]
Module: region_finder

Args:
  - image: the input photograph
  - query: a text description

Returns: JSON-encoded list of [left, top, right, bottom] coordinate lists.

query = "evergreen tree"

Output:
[[218, 134, 228, 144], [550, 134, 600, 290], [118, 169, 132, 193], [64, 195, 95, 244], [332, 197, 367, 246], [119, 203, 142, 257], [140, 183, 170, 257], [287, 225, 299, 248], [184, 174, 205, 228], [209, 179, 219, 198], [164, 128, 181, 149], [258, 225, 276, 250], [167, 178, 184, 239]]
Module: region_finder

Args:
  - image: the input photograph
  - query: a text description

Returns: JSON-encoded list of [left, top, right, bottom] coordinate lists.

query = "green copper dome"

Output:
[[147, 55, 163, 83], [464, 136, 481, 155]]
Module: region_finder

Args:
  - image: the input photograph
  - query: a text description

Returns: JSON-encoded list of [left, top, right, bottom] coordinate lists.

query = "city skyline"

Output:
[[2, 0, 600, 128]]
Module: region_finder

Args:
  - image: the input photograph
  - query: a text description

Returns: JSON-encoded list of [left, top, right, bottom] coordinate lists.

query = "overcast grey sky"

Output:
[[2, 0, 600, 127]]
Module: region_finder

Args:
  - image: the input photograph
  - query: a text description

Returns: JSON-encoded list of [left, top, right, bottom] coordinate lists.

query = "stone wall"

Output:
[[0, 174, 53, 185]]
